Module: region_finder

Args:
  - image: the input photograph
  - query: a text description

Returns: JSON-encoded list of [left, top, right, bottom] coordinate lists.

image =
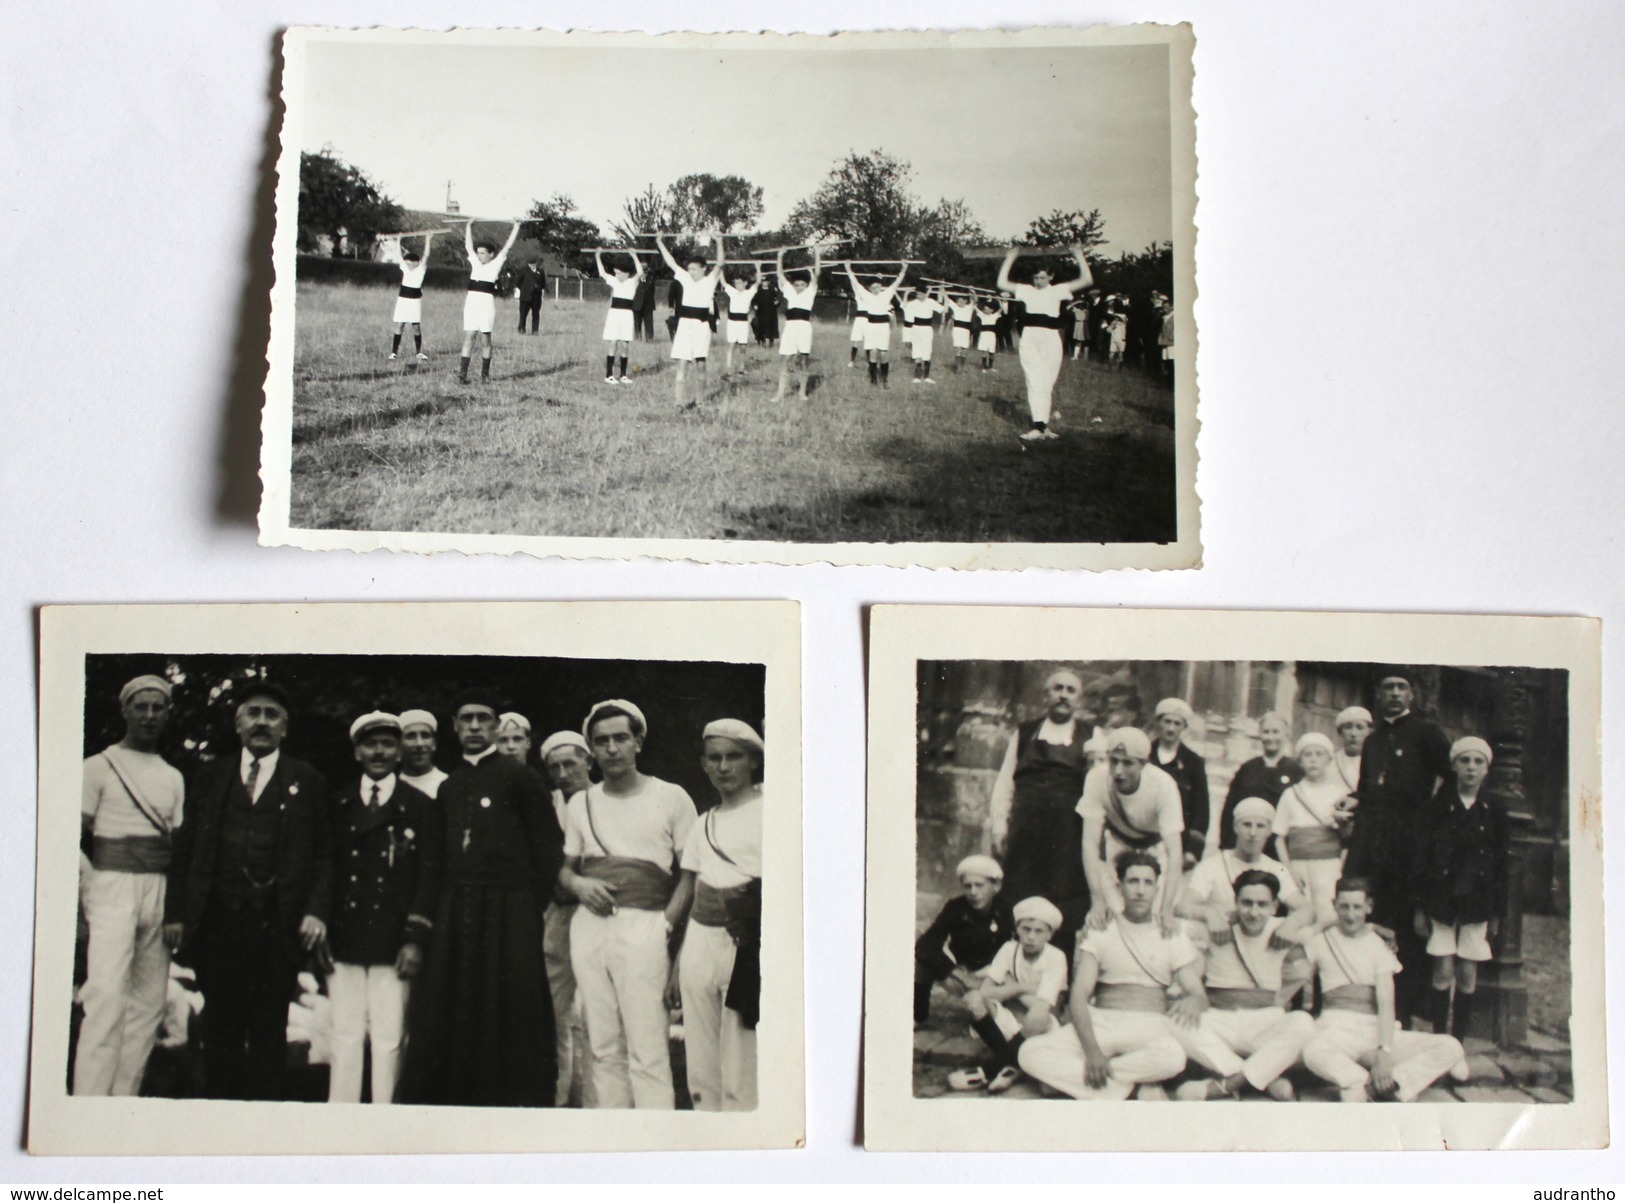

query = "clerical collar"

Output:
[[1383, 709, 1411, 725], [463, 745, 498, 766]]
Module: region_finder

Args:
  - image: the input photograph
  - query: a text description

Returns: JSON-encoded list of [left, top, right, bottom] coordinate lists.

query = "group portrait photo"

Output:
[[30, 602, 805, 1155], [261, 26, 1199, 570], [863, 606, 1604, 1152]]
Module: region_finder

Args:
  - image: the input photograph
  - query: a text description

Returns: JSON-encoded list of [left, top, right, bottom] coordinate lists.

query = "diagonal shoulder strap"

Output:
[[703, 810, 741, 869], [1322, 928, 1361, 986], [581, 789, 616, 858], [98, 749, 171, 839], [1114, 921, 1172, 988], [1230, 925, 1267, 988]]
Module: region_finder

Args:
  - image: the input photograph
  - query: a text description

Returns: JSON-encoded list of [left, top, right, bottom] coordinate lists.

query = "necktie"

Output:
[[370, 782, 382, 808], [244, 757, 261, 802]]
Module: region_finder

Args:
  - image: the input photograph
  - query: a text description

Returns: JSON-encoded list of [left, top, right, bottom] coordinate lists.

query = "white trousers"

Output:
[[544, 901, 593, 1107], [1018, 1008, 1186, 1100], [1293, 855, 1343, 927], [1302, 1010, 1465, 1101], [1176, 1006, 1316, 1091], [74, 869, 168, 1096], [679, 921, 758, 1112], [571, 907, 674, 1109], [1018, 328, 1063, 423], [327, 962, 408, 1104]]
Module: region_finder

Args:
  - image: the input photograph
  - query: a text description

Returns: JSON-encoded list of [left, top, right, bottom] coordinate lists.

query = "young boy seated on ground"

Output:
[[948, 897, 1068, 1094], [914, 855, 1015, 1026]]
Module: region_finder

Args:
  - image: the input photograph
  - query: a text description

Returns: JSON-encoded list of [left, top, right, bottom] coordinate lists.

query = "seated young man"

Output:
[[948, 896, 1067, 1094], [1017, 852, 1203, 1100], [914, 856, 1016, 1025], [1174, 868, 1315, 1101], [1301, 876, 1468, 1102]]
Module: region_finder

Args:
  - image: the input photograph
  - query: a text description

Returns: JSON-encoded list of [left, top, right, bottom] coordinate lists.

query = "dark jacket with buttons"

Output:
[[310, 776, 443, 967], [1152, 740, 1211, 846], [1413, 785, 1509, 927]]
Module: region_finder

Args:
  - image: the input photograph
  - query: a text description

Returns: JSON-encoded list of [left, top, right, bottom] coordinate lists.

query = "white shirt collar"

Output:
[[361, 773, 398, 806], [240, 747, 281, 778], [463, 745, 498, 766]]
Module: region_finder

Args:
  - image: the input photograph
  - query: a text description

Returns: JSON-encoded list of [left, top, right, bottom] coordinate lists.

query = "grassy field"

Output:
[[288, 282, 1178, 543]]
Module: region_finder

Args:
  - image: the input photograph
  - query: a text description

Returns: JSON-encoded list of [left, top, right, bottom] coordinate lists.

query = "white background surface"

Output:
[[2, 0, 1621, 1184]]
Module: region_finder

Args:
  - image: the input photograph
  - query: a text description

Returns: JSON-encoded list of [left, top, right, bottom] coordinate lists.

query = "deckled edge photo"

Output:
[[862, 605, 1604, 1151]]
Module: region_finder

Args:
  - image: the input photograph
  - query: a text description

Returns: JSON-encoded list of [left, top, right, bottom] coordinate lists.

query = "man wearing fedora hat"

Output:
[[314, 711, 443, 1104], [164, 678, 331, 1101]]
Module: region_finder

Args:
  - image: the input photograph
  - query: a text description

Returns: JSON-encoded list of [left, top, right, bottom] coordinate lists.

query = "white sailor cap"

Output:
[[583, 699, 648, 740], [1450, 736, 1494, 765], [398, 709, 438, 733], [1154, 697, 1194, 723], [956, 854, 1004, 883], [497, 712, 532, 736], [539, 730, 590, 761], [1294, 732, 1335, 758], [703, 718, 764, 755], [1334, 706, 1373, 729], [1012, 897, 1064, 932], [119, 674, 172, 705], [1107, 728, 1152, 761], [350, 711, 402, 742]]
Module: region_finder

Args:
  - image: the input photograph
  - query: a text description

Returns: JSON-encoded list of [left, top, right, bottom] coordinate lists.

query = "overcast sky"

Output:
[[298, 39, 1173, 255]]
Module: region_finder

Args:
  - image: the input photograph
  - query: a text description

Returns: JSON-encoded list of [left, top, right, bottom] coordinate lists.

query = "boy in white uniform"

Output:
[[770, 247, 822, 403], [388, 232, 436, 363], [1079, 729, 1186, 934], [560, 700, 698, 1109], [997, 243, 1095, 441], [946, 293, 977, 373], [76, 675, 185, 1097], [1301, 877, 1467, 1101], [657, 233, 725, 410], [596, 249, 644, 385], [948, 896, 1068, 1094], [494, 711, 532, 765], [1333, 706, 1373, 792], [676, 719, 764, 1112], [720, 267, 761, 378], [1273, 732, 1353, 929], [973, 297, 1003, 370], [397, 709, 448, 799], [844, 262, 909, 389], [458, 220, 521, 384], [901, 287, 947, 384], [1018, 852, 1202, 1099], [1176, 796, 1306, 942], [1174, 868, 1315, 1100]]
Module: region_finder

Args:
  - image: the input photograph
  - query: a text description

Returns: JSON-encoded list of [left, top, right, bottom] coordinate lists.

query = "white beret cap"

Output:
[[497, 712, 531, 736], [1450, 736, 1494, 765], [349, 711, 401, 742], [583, 699, 648, 741], [1295, 732, 1335, 758], [398, 709, 437, 733], [956, 854, 1004, 883], [1334, 706, 1373, 729], [1154, 697, 1194, 723], [1107, 728, 1152, 761], [703, 718, 764, 755], [1012, 896, 1064, 931], [119, 675, 172, 705], [1232, 796, 1276, 824], [539, 730, 590, 761]]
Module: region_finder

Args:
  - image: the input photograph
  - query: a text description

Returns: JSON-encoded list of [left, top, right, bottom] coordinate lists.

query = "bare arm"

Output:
[[708, 233, 725, 282], [1166, 959, 1209, 1030], [463, 221, 476, 261], [844, 263, 861, 298], [1063, 244, 1095, 296], [1081, 815, 1112, 927], [809, 247, 822, 297], [988, 735, 1019, 855], [1159, 833, 1185, 935], [656, 234, 682, 275], [1370, 969, 1398, 1094], [499, 220, 522, 259], [889, 261, 909, 293], [664, 870, 695, 935], [996, 245, 1019, 291], [595, 250, 610, 284], [1067, 952, 1112, 1089], [775, 249, 790, 292]]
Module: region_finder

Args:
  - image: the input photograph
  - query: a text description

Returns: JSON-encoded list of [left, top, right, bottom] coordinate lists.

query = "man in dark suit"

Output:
[[311, 711, 442, 1104], [163, 681, 330, 1101], [396, 689, 564, 1107], [1218, 711, 1302, 851], [1149, 697, 1212, 852], [514, 257, 548, 334], [632, 271, 659, 343]]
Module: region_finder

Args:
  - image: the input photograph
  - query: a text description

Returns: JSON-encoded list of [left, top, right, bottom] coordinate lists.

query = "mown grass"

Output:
[[288, 282, 1178, 543]]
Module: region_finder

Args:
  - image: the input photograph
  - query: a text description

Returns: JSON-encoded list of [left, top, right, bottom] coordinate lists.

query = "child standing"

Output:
[[595, 249, 643, 384], [1413, 737, 1508, 1041], [1272, 732, 1351, 929], [720, 267, 761, 377], [948, 896, 1068, 1093], [914, 855, 1014, 1025], [458, 220, 521, 383], [388, 232, 436, 363]]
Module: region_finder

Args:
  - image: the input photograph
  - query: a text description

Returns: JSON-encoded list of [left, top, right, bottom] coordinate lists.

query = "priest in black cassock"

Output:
[[396, 689, 564, 1106]]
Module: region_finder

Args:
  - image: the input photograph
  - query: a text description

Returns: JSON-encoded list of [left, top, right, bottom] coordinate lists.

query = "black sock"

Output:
[[969, 1014, 1021, 1071], [617, 356, 627, 377], [1428, 986, 1453, 1035], [391, 333, 401, 354], [459, 355, 470, 380], [481, 354, 491, 380], [1451, 989, 1475, 1041], [606, 354, 615, 377], [413, 332, 422, 352], [913, 970, 935, 1025], [851, 346, 859, 362], [1034, 421, 1046, 432], [922, 360, 931, 377], [880, 361, 890, 383], [868, 360, 878, 384]]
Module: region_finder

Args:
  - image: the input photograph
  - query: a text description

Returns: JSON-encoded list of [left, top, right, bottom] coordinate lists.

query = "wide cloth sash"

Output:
[[1207, 986, 1277, 1011], [954, 319, 974, 330], [398, 285, 423, 299], [466, 279, 498, 295], [786, 308, 813, 322], [692, 880, 748, 928], [579, 856, 674, 911], [91, 835, 170, 873], [864, 312, 890, 323], [1286, 825, 1343, 860], [1092, 982, 1168, 1012], [1322, 984, 1378, 1014], [610, 296, 634, 310], [677, 304, 713, 322], [1022, 312, 1063, 329], [728, 311, 750, 322]]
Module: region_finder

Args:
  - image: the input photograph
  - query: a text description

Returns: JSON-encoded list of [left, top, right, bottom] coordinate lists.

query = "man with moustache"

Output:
[[164, 680, 330, 1100], [988, 669, 1094, 959], [396, 689, 563, 1107], [75, 674, 185, 1096], [561, 700, 697, 1109]]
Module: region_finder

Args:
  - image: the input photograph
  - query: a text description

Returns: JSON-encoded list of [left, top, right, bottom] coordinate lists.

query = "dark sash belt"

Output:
[[786, 309, 812, 322], [1092, 983, 1169, 1013], [610, 297, 634, 310], [579, 856, 674, 911], [91, 835, 170, 874], [1286, 826, 1342, 860], [467, 279, 498, 295], [1322, 984, 1378, 1014], [692, 880, 748, 928], [1208, 986, 1278, 1010], [865, 313, 890, 323], [678, 305, 713, 322], [1022, 312, 1063, 329], [728, 311, 750, 322], [398, 286, 423, 299], [954, 320, 974, 330]]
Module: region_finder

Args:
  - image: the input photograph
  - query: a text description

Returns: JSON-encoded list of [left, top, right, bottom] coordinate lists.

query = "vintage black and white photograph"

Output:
[[259, 26, 1199, 570], [864, 606, 1604, 1151], [30, 601, 804, 1155]]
